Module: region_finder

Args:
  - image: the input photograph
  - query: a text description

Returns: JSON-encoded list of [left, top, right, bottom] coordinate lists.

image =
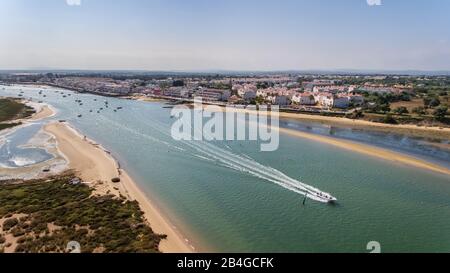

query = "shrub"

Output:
[[430, 98, 441, 107], [0, 175, 165, 253], [382, 114, 398, 124], [433, 106, 448, 121], [412, 107, 426, 116], [376, 104, 391, 113], [3, 218, 19, 231], [394, 107, 409, 115], [346, 110, 364, 119], [11, 227, 26, 238]]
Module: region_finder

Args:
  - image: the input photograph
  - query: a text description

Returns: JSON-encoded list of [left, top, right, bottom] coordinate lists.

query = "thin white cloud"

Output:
[[367, 0, 382, 6], [66, 0, 81, 6]]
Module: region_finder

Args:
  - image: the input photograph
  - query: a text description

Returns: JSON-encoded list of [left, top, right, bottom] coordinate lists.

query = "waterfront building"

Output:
[[196, 88, 231, 102]]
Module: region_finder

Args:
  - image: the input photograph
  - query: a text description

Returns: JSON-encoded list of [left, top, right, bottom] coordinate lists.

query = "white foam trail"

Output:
[[192, 154, 217, 163], [141, 119, 335, 202], [103, 111, 336, 203], [100, 116, 186, 152], [241, 153, 255, 161], [182, 140, 332, 203]]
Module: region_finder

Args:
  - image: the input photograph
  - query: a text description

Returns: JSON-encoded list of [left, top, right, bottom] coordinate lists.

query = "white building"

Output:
[[314, 93, 334, 108], [291, 93, 316, 105], [164, 87, 192, 98], [256, 89, 268, 98], [299, 94, 316, 105], [274, 95, 290, 106], [196, 88, 231, 101], [243, 90, 257, 101]]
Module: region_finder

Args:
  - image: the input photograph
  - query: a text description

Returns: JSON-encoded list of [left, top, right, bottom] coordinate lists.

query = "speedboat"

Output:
[[315, 192, 337, 203]]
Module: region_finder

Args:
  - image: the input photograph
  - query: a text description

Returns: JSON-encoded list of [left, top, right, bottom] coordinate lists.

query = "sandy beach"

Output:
[[43, 122, 194, 253], [203, 107, 450, 176], [30, 105, 54, 121], [276, 111, 450, 140], [198, 104, 450, 140], [278, 126, 450, 176]]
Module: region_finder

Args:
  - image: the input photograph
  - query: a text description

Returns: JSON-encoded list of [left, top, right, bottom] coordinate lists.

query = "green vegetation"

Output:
[[0, 98, 35, 131], [412, 107, 426, 116], [0, 173, 166, 253], [345, 110, 364, 119], [343, 76, 449, 126], [0, 98, 34, 122], [172, 80, 185, 87], [3, 218, 19, 231], [0, 235, 4, 253], [0, 122, 22, 131], [256, 82, 274, 90], [362, 92, 410, 109], [206, 82, 232, 90], [359, 86, 449, 126], [381, 114, 398, 124], [394, 107, 409, 115], [254, 96, 266, 105], [433, 106, 449, 121], [424, 97, 441, 108]]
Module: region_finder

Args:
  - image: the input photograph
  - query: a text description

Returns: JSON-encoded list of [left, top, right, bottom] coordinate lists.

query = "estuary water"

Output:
[[1, 85, 450, 252]]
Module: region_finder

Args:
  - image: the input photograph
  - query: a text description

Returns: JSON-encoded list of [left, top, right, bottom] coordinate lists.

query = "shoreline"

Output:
[[14, 83, 450, 139], [5, 85, 450, 176], [0, 90, 199, 252], [277, 111, 450, 140], [199, 104, 450, 140], [202, 107, 450, 176], [43, 122, 195, 253], [29, 104, 55, 121], [278, 126, 450, 176]]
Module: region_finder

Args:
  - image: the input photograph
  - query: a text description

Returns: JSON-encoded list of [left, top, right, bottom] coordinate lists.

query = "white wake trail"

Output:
[[182, 140, 331, 202], [110, 112, 336, 203]]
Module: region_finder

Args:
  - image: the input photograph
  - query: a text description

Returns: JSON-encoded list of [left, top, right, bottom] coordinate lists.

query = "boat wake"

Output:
[[102, 115, 337, 203], [181, 140, 336, 203]]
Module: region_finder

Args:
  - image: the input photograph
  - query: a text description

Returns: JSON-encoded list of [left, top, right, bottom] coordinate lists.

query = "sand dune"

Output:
[[44, 122, 194, 253]]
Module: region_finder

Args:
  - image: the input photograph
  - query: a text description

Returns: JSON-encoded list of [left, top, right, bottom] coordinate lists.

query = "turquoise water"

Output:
[[1, 85, 450, 253]]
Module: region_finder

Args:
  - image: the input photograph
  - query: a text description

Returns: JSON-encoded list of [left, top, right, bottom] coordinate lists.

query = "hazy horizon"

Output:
[[1, 0, 450, 71], [2, 68, 450, 76]]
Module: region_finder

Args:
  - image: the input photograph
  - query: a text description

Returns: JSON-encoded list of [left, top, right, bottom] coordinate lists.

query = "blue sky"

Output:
[[1, 0, 449, 71]]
